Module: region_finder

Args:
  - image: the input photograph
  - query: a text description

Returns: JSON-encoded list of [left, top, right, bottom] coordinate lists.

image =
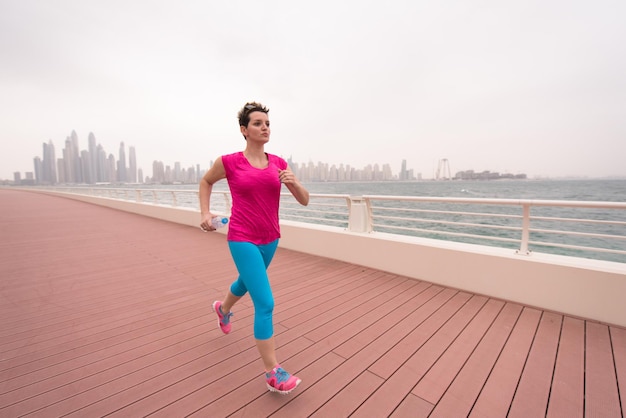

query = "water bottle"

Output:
[[211, 216, 229, 229]]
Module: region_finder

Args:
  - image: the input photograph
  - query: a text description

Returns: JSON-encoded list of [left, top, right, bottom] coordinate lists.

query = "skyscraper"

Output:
[[97, 145, 107, 183], [63, 137, 73, 183], [33, 156, 42, 184], [152, 160, 165, 183], [42, 140, 57, 184], [56, 157, 66, 183], [400, 159, 407, 181], [107, 154, 117, 183], [128, 146, 137, 183], [80, 150, 92, 184], [88, 132, 98, 183], [118, 142, 127, 182], [174, 162, 181, 183], [70, 130, 82, 183]]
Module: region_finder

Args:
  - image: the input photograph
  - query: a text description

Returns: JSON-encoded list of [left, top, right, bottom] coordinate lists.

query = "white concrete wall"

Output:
[[40, 190, 626, 327]]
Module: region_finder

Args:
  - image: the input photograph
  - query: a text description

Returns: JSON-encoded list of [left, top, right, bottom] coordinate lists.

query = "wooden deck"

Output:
[[1, 189, 625, 417]]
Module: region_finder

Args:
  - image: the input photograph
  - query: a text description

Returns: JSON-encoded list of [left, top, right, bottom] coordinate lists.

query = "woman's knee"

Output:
[[255, 294, 275, 315], [253, 296, 274, 340], [230, 279, 247, 297]]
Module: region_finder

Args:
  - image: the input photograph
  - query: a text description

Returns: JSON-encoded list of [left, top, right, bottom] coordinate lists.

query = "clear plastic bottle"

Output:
[[211, 216, 229, 229]]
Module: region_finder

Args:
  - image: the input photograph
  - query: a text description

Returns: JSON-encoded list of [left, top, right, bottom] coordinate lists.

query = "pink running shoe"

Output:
[[265, 365, 302, 395], [212, 301, 233, 334]]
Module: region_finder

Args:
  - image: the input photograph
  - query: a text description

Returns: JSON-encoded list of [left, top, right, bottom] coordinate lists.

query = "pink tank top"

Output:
[[221, 152, 288, 244]]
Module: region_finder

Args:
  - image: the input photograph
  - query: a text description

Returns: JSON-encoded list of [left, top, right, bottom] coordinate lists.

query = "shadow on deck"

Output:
[[1, 189, 625, 417]]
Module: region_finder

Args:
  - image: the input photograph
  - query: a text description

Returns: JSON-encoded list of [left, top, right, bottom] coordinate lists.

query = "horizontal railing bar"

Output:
[[373, 223, 520, 243], [284, 215, 346, 225], [529, 228, 626, 240], [372, 206, 522, 219], [280, 209, 348, 219], [282, 202, 347, 209], [375, 215, 522, 231], [364, 195, 626, 209], [282, 192, 350, 199]]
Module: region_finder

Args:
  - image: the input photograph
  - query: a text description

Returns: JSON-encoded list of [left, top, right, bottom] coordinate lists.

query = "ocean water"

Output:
[[299, 178, 626, 202]]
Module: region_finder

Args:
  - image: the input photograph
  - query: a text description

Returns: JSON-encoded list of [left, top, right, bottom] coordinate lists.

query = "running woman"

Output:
[[199, 102, 309, 394]]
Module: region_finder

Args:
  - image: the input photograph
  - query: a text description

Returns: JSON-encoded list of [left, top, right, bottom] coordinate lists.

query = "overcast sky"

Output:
[[1, 0, 625, 180]]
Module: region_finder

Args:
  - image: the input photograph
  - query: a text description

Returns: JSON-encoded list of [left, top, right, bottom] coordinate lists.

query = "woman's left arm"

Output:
[[278, 166, 309, 206]]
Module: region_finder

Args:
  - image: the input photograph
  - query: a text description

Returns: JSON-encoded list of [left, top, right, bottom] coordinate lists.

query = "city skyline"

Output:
[[28, 131, 142, 185], [9, 130, 409, 185], [7, 129, 536, 186]]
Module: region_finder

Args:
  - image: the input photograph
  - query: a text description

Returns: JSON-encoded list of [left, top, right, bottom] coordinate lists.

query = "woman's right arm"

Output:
[[199, 157, 226, 231]]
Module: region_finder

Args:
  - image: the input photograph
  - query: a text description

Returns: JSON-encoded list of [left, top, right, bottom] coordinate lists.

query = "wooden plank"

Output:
[[585, 321, 622, 417], [546, 316, 585, 418], [611, 326, 626, 416]]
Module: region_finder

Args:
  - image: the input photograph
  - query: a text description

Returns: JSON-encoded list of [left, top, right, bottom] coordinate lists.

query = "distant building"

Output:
[[129, 146, 137, 183], [42, 140, 57, 184], [454, 170, 527, 180], [118, 142, 127, 182]]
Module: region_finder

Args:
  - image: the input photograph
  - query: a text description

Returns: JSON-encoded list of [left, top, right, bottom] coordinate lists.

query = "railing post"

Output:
[[348, 196, 373, 233], [517, 203, 532, 255]]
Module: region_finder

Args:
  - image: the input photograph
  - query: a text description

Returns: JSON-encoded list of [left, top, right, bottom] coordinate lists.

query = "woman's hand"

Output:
[[279, 167, 310, 206], [278, 168, 296, 184], [200, 212, 217, 232]]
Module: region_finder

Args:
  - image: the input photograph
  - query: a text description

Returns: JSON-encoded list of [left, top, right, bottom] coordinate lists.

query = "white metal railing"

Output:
[[360, 195, 626, 262], [38, 187, 626, 263]]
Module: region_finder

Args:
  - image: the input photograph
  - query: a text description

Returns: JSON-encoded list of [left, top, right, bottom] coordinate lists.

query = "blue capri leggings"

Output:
[[228, 239, 279, 340]]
